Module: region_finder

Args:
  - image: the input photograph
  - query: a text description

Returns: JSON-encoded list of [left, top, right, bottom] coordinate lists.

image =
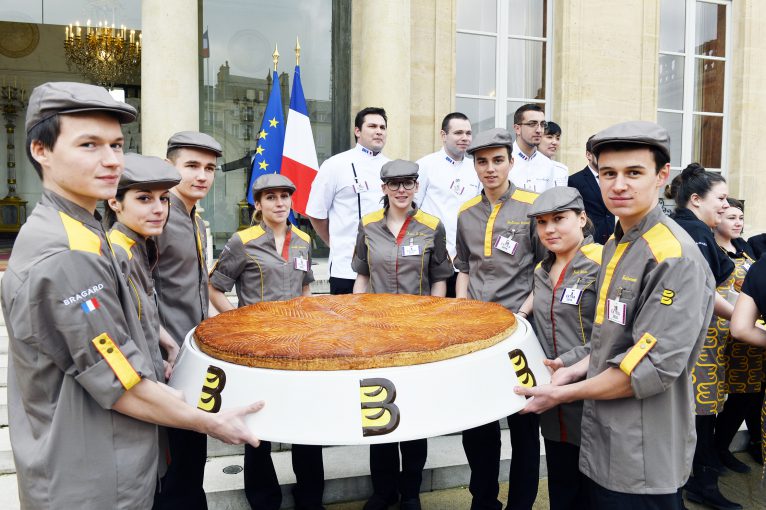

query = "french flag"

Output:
[[280, 65, 319, 215], [81, 298, 100, 313]]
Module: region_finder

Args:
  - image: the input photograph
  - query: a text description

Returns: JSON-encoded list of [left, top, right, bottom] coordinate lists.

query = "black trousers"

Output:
[[715, 390, 764, 451], [445, 271, 459, 298], [461, 414, 540, 510], [154, 428, 208, 510], [589, 479, 683, 510], [369, 439, 427, 500], [329, 277, 355, 295], [693, 414, 719, 469], [244, 442, 325, 510], [544, 439, 589, 510]]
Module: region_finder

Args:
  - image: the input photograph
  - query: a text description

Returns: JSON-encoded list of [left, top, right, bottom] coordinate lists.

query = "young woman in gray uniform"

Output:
[[352, 159, 454, 510], [528, 187, 602, 510], [105, 153, 182, 384], [208, 174, 324, 510], [666, 164, 742, 510]]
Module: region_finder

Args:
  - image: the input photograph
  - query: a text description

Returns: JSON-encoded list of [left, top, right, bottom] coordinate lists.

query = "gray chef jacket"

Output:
[[1, 190, 158, 509], [351, 208, 454, 294], [210, 223, 314, 305], [109, 222, 165, 381], [455, 183, 544, 310], [532, 237, 602, 445], [154, 192, 209, 346], [574, 206, 715, 494]]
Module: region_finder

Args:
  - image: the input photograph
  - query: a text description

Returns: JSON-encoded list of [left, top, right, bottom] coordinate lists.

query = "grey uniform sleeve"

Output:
[[607, 257, 714, 399], [7, 251, 153, 409], [351, 221, 370, 276], [209, 236, 247, 293], [303, 244, 315, 287], [559, 344, 591, 366], [429, 221, 455, 282], [455, 213, 470, 273]]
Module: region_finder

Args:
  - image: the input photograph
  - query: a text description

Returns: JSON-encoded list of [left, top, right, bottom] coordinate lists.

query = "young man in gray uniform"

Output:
[[455, 128, 544, 510], [2, 82, 263, 510], [153, 131, 222, 509], [517, 121, 716, 509]]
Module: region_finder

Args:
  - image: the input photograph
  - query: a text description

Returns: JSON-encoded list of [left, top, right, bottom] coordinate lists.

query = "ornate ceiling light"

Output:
[[63, 20, 141, 87]]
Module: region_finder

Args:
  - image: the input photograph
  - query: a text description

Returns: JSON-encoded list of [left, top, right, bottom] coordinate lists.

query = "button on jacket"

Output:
[[533, 237, 602, 445], [352, 208, 454, 294], [1, 190, 158, 509], [414, 149, 480, 260], [306, 144, 389, 279], [455, 182, 544, 311], [154, 193, 209, 346], [578, 205, 715, 494], [210, 223, 314, 304]]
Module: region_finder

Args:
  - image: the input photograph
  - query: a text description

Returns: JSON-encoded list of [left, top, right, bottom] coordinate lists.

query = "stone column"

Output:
[[552, 0, 660, 171], [140, 0, 200, 158], [351, 0, 412, 160], [726, 0, 766, 234]]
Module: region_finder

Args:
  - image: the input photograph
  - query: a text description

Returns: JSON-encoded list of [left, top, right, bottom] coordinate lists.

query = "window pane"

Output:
[[508, 0, 547, 38], [695, 1, 726, 57], [506, 100, 544, 130], [457, 0, 497, 32], [456, 33, 497, 97], [658, 54, 684, 110], [457, 97, 496, 133], [694, 58, 724, 113], [657, 111, 683, 168], [507, 39, 545, 100], [659, 0, 685, 53], [693, 114, 723, 169]]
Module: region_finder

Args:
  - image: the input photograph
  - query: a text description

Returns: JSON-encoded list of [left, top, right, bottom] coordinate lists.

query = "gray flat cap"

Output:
[[380, 159, 419, 180], [527, 187, 584, 218], [166, 131, 223, 157], [25, 82, 137, 133], [466, 128, 513, 155], [251, 173, 296, 195], [590, 121, 670, 161], [119, 153, 181, 191]]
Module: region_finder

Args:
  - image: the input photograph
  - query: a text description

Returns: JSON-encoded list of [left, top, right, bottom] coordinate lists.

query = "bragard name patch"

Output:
[[62, 284, 104, 306]]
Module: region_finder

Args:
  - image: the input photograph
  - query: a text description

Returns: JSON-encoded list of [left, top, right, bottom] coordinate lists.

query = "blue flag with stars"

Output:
[[247, 70, 285, 205]]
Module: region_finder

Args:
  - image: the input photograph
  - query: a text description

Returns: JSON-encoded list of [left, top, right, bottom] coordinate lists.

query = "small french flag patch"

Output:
[[81, 298, 101, 313]]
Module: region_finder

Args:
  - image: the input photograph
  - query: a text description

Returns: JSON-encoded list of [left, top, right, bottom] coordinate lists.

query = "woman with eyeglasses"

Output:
[[713, 199, 764, 470], [208, 173, 325, 510], [352, 159, 454, 510]]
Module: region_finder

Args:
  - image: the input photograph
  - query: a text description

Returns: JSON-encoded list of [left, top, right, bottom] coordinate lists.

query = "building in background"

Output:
[[1, 0, 764, 252]]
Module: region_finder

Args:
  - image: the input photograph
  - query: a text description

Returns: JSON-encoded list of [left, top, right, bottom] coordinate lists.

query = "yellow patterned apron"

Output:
[[721, 255, 765, 394]]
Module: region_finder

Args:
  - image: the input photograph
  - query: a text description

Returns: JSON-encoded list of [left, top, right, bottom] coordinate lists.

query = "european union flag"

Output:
[[247, 70, 285, 205]]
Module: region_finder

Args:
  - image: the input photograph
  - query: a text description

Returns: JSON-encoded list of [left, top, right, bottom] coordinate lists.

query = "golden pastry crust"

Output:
[[194, 294, 517, 370]]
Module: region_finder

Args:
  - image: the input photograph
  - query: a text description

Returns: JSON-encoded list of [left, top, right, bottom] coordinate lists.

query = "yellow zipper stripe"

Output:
[[484, 203, 502, 257], [594, 242, 629, 325]]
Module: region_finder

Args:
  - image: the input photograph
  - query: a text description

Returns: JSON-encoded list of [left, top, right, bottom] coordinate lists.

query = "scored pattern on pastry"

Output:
[[194, 294, 517, 370]]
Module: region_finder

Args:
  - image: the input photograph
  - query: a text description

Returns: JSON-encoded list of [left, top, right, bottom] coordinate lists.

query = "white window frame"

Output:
[[456, 1, 554, 126], [658, 0, 731, 175]]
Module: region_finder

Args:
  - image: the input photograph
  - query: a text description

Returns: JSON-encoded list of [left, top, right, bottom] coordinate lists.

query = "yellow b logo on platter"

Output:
[[198, 365, 227, 413], [360, 378, 400, 437], [509, 349, 537, 397]]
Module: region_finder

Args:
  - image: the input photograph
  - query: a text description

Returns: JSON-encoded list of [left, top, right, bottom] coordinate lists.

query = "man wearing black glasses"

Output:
[[510, 104, 568, 193]]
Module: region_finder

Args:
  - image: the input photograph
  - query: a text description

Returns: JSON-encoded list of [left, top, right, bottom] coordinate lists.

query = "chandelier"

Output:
[[64, 20, 141, 88]]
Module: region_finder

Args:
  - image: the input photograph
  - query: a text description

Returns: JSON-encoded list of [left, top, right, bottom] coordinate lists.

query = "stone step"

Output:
[[204, 430, 519, 510], [0, 406, 6, 427]]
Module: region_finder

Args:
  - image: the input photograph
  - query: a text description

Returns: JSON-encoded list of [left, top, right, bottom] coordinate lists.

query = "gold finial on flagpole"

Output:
[[273, 44, 280, 71], [295, 36, 301, 66]]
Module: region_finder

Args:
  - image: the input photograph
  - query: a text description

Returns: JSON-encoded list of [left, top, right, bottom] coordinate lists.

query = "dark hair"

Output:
[[354, 107, 387, 132], [101, 189, 128, 229], [663, 163, 726, 209], [166, 147, 182, 161], [513, 103, 544, 125], [26, 115, 62, 179], [441, 112, 469, 133], [544, 121, 562, 136], [593, 142, 670, 173], [726, 197, 744, 212], [585, 135, 596, 153]]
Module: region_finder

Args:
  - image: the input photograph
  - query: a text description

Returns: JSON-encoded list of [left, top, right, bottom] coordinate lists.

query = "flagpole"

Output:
[[295, 36, 300, 66], [273, 44, 279, 72]]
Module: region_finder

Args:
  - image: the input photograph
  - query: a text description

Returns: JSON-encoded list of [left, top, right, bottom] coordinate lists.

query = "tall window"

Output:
[[455, 0, 552, 132], [658, 0, 730, 174]]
